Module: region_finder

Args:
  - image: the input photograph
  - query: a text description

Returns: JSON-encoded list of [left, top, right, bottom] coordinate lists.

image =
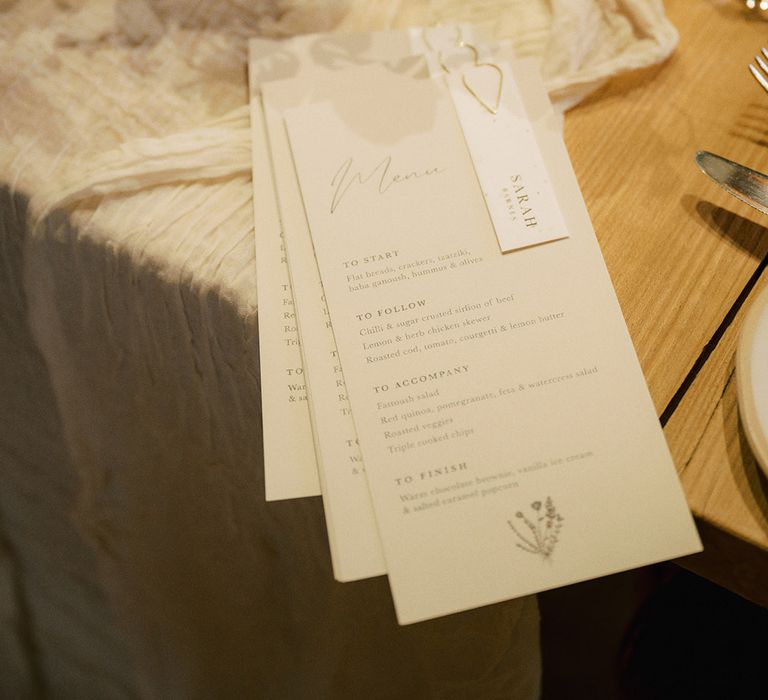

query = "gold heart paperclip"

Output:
[[437, 42, 504, 116], [425, 24, 504, 116], [460, 44, 503, 115]]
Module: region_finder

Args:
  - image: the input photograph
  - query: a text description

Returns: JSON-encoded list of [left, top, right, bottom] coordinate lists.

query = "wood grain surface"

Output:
[[565, 0, 768, 604]]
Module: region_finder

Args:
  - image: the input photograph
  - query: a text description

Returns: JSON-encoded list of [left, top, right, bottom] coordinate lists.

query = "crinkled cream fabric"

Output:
[[0, 1, 676, 697]]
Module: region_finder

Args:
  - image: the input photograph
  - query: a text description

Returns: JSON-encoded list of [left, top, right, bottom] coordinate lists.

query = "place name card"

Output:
[[444, 54, 568, 252]]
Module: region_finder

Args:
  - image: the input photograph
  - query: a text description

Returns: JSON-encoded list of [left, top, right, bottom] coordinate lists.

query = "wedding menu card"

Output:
[[283, 59, 701, 623], [249, 29, 482, 502], [261, 72, 396, 580], [260, 46, 549, 581], [249, 35, 320, 500]]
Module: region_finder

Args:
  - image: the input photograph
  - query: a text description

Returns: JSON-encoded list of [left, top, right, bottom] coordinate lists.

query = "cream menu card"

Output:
[[261, 49, 550, 581], [261, 72, 396, 579], [249, 29, 480, 501], [284, 60, 701, 624]]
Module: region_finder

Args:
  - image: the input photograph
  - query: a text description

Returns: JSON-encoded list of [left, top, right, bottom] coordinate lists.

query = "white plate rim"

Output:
[[736, 282, 768, 477]]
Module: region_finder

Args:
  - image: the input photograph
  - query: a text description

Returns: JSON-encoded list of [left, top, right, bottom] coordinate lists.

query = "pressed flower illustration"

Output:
[[507, 497, 564, 560]]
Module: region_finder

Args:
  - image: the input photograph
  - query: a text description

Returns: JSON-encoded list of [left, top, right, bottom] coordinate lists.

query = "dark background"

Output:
[[540, 564, 767, 699]]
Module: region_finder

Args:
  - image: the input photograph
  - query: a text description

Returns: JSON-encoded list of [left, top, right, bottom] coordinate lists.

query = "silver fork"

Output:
[[749, 47, 768, 93]]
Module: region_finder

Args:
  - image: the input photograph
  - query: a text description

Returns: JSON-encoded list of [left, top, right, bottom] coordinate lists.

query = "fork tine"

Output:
[[762, 47, 768, 62], [750, 55, 768, 94]]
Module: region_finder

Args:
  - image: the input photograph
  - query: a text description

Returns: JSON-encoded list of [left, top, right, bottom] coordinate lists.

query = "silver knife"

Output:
[[695, 150, 768, 216]]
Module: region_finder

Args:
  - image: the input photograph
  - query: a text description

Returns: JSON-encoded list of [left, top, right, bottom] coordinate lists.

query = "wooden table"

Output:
[[565, 0, 768, 606]]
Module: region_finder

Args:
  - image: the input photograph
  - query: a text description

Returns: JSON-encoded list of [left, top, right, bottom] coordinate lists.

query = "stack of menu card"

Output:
[[248, 27, 702, 625]]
